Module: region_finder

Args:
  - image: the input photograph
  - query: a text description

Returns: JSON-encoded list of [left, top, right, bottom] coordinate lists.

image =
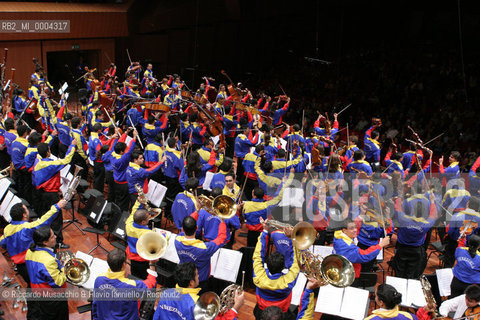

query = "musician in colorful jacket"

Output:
[[126, 150, 165, 203], [333, 218, 389, 281], [439, 151, 461, 182], [175, 215, 227, 290], [172, 177, 200, 229], [451, 235, 480, 298], [142, 112, 169, 145], [469, 156, 480, 195], [153, 262, 200, 320], [364, 124, 381, 167], [0, 200, 66, 285], [25, 226, 69, 319], [272, 97, 290, 126], [93, 249, 158, 320], [252, 225, 299, 317]]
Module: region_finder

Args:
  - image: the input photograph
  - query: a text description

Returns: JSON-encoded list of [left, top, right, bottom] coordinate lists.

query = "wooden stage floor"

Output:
[[0, 206, 442, 320]]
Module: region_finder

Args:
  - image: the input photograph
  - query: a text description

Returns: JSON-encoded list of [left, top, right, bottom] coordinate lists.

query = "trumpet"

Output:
[[135, 184, 161, 220], [57, 251, 90, 285], [197, 194, 237, 220], [136, 231, 167, 261]]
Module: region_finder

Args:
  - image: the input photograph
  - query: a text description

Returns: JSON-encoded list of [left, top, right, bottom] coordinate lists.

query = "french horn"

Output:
[[194, 291, 220, 320]]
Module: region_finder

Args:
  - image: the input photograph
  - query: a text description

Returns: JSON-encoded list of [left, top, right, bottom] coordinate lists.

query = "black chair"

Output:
[[428, 241, 446, 267], [357, 272, 378, 308]]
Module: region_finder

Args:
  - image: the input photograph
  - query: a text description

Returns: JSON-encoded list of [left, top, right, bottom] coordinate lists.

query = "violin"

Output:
[[459, 220, 478, 241], [464, 305, 480, 320]]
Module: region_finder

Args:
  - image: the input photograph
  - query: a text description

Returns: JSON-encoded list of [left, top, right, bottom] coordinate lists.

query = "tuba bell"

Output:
[[57, 251, 90, 285], [194, 291, 220, 320], [136, 231, 167, 261], [197, 194, 237, 220]]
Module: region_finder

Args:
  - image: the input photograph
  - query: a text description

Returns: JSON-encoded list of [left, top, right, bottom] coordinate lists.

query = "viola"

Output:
[[221, 70, 241, 101]]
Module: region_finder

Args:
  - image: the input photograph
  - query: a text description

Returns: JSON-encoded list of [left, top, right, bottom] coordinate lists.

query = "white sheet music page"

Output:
[[146, 180, 157, 203], [340, 286, 370, 320], [150, 183, 167, 207], [314, 245, 334, 257], [210, 250, 220, 275], [386, 276, 408, 306], [407, 279, 427, 308], [4, 196, 22, 222], [291, 272, 307, 306], [203, 171, 215, 191], [0, 178, 11, 199], [60, 165, 71, 179], [162, 234, 180, 264], [436, 268, 454, 297], [315, 284, 344, 316], [75, 251, 94, 266], [0, 191, 15, 222], [216, 249, 242, 282], [83, 258, 109, 290]]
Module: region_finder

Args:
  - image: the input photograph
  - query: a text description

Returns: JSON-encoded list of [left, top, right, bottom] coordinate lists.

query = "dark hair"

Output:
[[465, 285, 480, 301], [28, 132, 43, 146], [37, 143, 49, 158], [340, 218, 354, 230], [261, 306, 284, 320], [253, 187, 264, 199], [189, 112, 198, 123], [167, 137, 176, 148], [186, 152, 201, 178], [225, 173, 235, 181], [99, 144, 110, 156], [218, 158, 232, 172], [107, 249, 126, 272], [10, 203, 26, 221], [468, 235, 480, 258], [451, 151, 461, 162], [64, 113, 73, 121], [327, 154, 341, 172], [211, 187, 222, 198], [376, 284, 403, 309], [148, 115, 155, 124], [349, 135, 359, 144], [371, 130, 380, 140], [261, 161, 273, 173], [182, 216, 197, 236], [175, 262, 197, 287], [71, 117, 82, 129], [92, 123, 102, 132], [391, 152, 403, 161], [133, 209, 149, 224], [17, 125, 29, 137], [114, 142, 127, 154], [30, 226, 52, 251], [276, 149, 286, 158], [131, 150, 142, 161], [265, 252, 285, 275], [293, 124, 300, 132], [4, 118, 14, 131], [185, 177, 199, 193], [255, 144, 265, 154], [353, 149, 365, 161]]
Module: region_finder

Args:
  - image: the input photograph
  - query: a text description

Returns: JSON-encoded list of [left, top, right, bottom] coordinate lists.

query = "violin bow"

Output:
[[336, 103, 352, 117], [126, 49, 132, 65]]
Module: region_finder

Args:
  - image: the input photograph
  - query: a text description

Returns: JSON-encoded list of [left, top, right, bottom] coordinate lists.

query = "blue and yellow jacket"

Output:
[[442, 188, 471, 213], [356, 215, 394, 247], [179, 160, 214, 189], [234, 133, 258, 159], [163, 146, 183, 179], [192, 208, 240, 243], [254, 158, 282, 198], [272, 102, 289, 126], [111, 139, 136, 183], [11, 137, 29, 170], [253, 231, 299, 312], [403, 194, 431, 218], [364, 126, 381, 164], [447, 209, 480, 241], [72, 128, 89, 160], [197, 147, 224, 167], [272, 154, 302, 174], [126, 161, 163, 194], [243, 151, 261, 180], [172, 191, 199, 229], [5, 129, 18, 155], [384, 151, 405, 177], [125, 201, 150, 262], [297, 288, 316, 320], [469, 156, 480, 195], [144, 141, 163, 168], [153, 286, 201, 320], [365, 306, 424, 320], [92, 269, 157, 320], [333, 230, 381, 278], [163, 93, 180, 110], [210, 170, 229, 189], [174, 223, 227, 282], [394, 198, 437, 247], [33, 143, 76, 192], [270, 230, 294, 269], [402, 150, 417, 171], [56, 120, 73, 146], [25, 246, 66, 288], [142, 117, 168, 145], [439, 161, 460, 182], [347, 160, 373, 177], [222, 183, 240, 199], [453, 247, 480, 284], [88, 132, 104, 163], [0, 204, 60, 264], [243, 173, 292, 231], [190, 122, 207, 145], [25, 135, 54, 172]]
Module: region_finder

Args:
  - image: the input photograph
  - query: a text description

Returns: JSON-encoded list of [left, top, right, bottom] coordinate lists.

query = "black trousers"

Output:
[[444, 236, 458, 268], [130, 260, 149, 280], [58, 142, 68, 159], [71, 153, 88, 180], [39, 190, 63, 244], [450, 276, 470, 299], [93, 161, 105, 193], [392, 243, 427, 279], [16, 263, 30, 287], [105, 170, 115, 202], [27, 297, 68, 320], [247, 230, 261, 248], [14, 168, 33, 204], [115, 182, 130, 213], [243, 177, 259, 201]]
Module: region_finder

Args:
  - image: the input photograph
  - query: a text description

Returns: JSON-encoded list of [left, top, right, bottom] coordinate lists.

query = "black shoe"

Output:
[[57, 243, 70, 249]]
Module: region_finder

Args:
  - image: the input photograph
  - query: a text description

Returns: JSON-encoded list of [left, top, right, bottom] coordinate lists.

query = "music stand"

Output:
[[63, 193, 85, 235], [84, 197, 109, 255]]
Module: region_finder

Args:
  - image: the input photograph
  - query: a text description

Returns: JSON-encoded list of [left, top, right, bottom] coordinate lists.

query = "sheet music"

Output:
[[75, 251, 94, 266], [210, 250, 220, 278], [291, 272, 307, 306], [407, 279, 427, 308], [162, 233, 179, 264], [278, 188, 304, 208], [146, 180, 157, 202], [125, 135, 133, 146], [0, 191, 15, 221], [212, 248, 243, 283], [314, 245, 334, 257], [315, 284, 344, 315], [4, 196, 21, 222], [436, 268, 453, 297], [306, 153, 312, 170], [82, 258, 109, 290], [149, 183, 167, 207], [386, 276, 408, 306], [203, 171, 215, 191], [0, 178, 11, 201], [340, 286, 370, 320], [60, 165, 71, 179]]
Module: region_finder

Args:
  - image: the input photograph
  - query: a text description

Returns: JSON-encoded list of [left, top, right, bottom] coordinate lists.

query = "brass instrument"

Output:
[[63, 165, 83, 202], [136, 231, 167, 261], [197, 194, 237, 220], [57, 251, 90, 285], [218, 271, 245, 316], [0, 164, 11, 180], [291, 221, 355, 287], [135, 184, 161, 220], [194, 291, 220, 320], [420, 275, 438, 315]]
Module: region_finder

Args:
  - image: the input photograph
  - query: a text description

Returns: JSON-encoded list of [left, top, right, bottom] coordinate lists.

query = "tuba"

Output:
[[136, 231, 167, 261], [135, 184, 161, 220], [57, 251, 90, 285], [194, 291, 220, 320], [197, 194, 237, 220], [291, 222, 355, 287]]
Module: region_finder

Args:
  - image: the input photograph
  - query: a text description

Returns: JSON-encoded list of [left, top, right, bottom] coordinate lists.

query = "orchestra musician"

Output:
[[439, 285, 480, 319]]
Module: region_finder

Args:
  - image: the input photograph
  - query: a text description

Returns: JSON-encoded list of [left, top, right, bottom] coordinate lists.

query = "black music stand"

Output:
[[84, 197, 109, 255], [63, 195, 84, 235]]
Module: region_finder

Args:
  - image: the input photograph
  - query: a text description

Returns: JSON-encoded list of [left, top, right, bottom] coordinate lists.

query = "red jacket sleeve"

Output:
[[142, 273, 157, 289], [212, 222, 227, 245]]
